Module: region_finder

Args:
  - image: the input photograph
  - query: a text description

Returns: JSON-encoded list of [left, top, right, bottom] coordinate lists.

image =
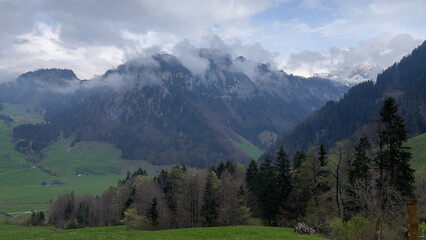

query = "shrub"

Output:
[[331, 215, 374, 240]]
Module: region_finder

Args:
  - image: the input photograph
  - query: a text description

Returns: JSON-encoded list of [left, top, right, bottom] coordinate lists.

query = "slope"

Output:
[[0, 103, 171, 214], [407, 132, 426, 175], [271, 40, 426, 155]]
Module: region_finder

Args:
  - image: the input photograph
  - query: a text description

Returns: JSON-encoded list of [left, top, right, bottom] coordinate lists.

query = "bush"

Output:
[[421, 222, 426, 236], [331, 215, 374, 240], [120, 208, 151, 230], [27, 211, 46, 226], [64, 219, 79, 229]]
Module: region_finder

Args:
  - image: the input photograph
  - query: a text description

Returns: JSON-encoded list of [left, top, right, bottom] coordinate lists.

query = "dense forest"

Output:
[[12, 123, 60, 160], [272, 40, 426, 156], [39, 98, 424, 240]]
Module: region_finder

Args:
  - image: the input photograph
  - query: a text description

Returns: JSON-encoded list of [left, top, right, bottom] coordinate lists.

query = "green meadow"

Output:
[[0, 103, 172, 215], [0, 225, 327, 240], [407, 132, 426, 175]]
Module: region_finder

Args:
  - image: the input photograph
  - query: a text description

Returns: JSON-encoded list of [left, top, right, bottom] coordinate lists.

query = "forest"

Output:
[[274, 41, 426, 156], [35, 98, 425, 240]]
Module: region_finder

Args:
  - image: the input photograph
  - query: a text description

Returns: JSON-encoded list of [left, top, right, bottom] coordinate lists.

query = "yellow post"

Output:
[[408, 199, 419, 240]]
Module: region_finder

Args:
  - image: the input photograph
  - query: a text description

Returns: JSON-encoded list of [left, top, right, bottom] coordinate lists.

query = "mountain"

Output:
[[270, 41, 426, 155], [0, 50, 348, 167]]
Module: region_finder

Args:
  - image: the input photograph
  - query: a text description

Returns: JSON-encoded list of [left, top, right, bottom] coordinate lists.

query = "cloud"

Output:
[[0, 70, 18, 84], [284, 33, 422, 80], [172, 40, 210, 76], [0, 0, 282, 79], [5, 23, 125, 79], [0, 0, 424, 82]]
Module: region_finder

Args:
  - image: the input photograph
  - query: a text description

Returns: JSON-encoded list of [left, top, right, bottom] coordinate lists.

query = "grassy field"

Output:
[[407, 133, 426, 175], [0, 103, 172, 215], [0, 225, 328, 240], [231, 136, 264, 160]]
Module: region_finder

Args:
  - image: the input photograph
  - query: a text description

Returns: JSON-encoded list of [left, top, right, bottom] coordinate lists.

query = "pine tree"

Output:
[[148, 197, 159, 228], [201, 172, 218, 227], [258, 156, 280, 225], [377, 97, 415, 197], [246, 159, 259, 192], [293, 150, 306, 169], [245, 159, 260, 217], [345, 137, 373, 220], [317, 144, 331, 193], [349, 137, 372, 185], [275, 146, 292, 207]]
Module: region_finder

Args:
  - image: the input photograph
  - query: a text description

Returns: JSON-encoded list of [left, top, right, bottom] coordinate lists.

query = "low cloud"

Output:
[[0, 70, 18, 84], [284, 33, 422, 80], [172, 40, 210, 76]]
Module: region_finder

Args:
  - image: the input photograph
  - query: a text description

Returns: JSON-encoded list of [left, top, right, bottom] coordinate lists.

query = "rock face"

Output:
[[0, 50, 348, 167], [294, 223, 316, 235]]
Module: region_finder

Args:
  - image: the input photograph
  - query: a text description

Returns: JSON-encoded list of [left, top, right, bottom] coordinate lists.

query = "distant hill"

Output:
[[270, 41, 426, 155], [0, 50, 347, 167]]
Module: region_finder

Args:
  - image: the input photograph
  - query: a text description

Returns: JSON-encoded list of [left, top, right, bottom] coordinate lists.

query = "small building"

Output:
[[40, 181, 47, 186], [75, 173, 81, 177], [84, 172, 89, 176], [3, 154, 10, 159], [51, 180, 63, 186]]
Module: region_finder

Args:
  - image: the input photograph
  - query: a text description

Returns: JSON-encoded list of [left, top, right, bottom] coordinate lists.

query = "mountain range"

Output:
[[0, 49, 348, 167]]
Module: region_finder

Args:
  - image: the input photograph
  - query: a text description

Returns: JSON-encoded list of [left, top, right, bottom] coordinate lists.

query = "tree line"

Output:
[[46, 98, 421, 239]]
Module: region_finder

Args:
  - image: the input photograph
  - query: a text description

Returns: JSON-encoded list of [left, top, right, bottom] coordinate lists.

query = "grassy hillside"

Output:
[[407, 133, 426, 175], [231, 136, 263, 160], [0, 103, 172, 215], [0, 225, 327, 240]]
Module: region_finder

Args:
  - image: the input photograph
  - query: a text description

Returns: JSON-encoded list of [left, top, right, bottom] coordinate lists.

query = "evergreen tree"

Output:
[[318, 144, 327, 167], [258, 156, 280, 225], [148, 197, 159, 228], [245, 159, 260, 217], [201, 172, 218, 227], [317, 144, 331, 193], [275, 146, 292, 207], [215, 161, 225, 178], [293, 150, 306, 169], [345, 137, 373, 220], [377, 98, 415, 197], [245, 159, 259, 192], [349, 137, 372, 185], [224, 160, 236, 174]]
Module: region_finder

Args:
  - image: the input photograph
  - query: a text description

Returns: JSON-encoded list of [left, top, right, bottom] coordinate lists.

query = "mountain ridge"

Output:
[[0, 50, 348, 167]]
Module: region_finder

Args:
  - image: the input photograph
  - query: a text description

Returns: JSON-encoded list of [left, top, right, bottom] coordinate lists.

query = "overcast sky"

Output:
[[0, 0, 425, 80]]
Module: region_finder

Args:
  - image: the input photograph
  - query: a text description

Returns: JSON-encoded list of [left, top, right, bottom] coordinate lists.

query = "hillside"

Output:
[[271, 41, 426, 155], [0, 225, 327, 240], [0, 51, 348, 167], [407, 132, 426, 175], [0, 103, 172, 214]]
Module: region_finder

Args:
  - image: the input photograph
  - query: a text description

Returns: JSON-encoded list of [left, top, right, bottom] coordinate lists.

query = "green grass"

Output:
[[407, 133, 426, 175], [231, 136, 264, 160], [0, 225, 328, 240], [0, 103, 172, 215]]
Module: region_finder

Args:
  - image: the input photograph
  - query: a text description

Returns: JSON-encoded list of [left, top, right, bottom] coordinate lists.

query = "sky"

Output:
[[0, 0, 425, 80]]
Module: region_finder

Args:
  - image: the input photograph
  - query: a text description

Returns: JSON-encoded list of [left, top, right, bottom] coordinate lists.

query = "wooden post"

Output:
[[408, 199, 419, 240]]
